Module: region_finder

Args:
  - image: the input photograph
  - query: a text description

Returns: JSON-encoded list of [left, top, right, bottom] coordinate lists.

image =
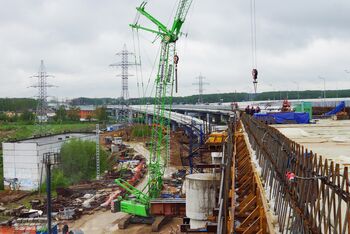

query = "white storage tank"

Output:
[[185, 173, 219, 229]]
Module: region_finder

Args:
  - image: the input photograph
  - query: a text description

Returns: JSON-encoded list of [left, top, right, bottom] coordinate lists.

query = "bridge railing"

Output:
[[242, 113, 350, 234]]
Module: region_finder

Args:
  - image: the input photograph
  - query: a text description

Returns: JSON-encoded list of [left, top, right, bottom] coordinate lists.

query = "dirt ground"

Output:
[[68, 142, 150, 233], [68, 142, 184, 233], [69, 210, 182, 234]]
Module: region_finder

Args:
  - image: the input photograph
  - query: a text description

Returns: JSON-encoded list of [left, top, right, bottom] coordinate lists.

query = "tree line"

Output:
[[0, 98, 37, 111], [1, 89, 349, 112], [0, 105, 109, 123], [71, 89, 350, 105]]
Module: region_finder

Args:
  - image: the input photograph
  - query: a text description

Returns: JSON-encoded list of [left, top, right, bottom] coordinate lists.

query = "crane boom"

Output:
[[171, 0, 193, 36], [115, 0, 193, 217]]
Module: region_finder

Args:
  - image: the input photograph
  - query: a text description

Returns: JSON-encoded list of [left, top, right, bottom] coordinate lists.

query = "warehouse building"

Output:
[[2, 133, 95, 190]]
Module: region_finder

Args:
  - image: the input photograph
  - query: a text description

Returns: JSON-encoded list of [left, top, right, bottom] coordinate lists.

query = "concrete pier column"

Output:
[[220, 114, 225, 124], [213, 115, 220, 124], [146, 115, 152, 126], [128, 111, 133, 124], [206, 113, 211, 133], [115, 109, 119, 121], [145, 114, 148, 124], [171, 122, 177, 132]]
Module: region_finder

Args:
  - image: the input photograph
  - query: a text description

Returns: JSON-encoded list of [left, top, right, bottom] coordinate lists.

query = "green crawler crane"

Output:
[[115, 0, 193, 217]]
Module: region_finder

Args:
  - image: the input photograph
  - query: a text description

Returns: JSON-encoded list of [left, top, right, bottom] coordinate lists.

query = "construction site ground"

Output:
[[68, 140, 184, 233], [0, 138, 152, 232], [68, 141, 150, 233], [273, 119, 350, 168], [68, 210, 182, 234], [0, 127, 199, 232]]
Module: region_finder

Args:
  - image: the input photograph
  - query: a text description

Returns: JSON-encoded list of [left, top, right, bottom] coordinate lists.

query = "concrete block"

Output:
[[14, 143, 37, 151], [3, 168, 16, 178], [14, 156, 38, 164], [2, 143, 15, 150], [13, 163, 38, 170], [2, 150, 15, 156], [3, 156, 15, 163], [14, 150, 38, 157]]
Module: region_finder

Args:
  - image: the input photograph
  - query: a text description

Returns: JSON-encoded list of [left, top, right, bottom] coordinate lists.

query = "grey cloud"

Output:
[[0, 0, 350, 98]]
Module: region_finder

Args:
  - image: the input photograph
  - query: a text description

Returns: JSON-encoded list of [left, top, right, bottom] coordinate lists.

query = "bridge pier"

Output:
[[128, 110, 133, 123], [146, 114, 152, 126], [213, 114, 221, 124], [220, 114, 226, 124], [171, 122, 177, 132]]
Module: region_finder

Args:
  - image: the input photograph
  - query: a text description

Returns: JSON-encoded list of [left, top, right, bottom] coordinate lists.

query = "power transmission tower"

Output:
[[110, 44, 139, 123], [110, 44, 139, 101], [192, 74, 209, 103], [30, 60, 55, 133]]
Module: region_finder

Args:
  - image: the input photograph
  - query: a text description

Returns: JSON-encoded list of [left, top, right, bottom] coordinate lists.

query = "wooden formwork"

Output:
[[242, 113, 350, 234], [227, 122, 275, 234]]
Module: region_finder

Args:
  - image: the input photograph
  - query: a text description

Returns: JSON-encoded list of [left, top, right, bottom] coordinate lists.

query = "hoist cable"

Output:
[[250, 0, 258, 95], [132, 29, 141, 100], [250, 0, 257, 69], [144, 44, 161, 98], [136, 30, 145, 98]]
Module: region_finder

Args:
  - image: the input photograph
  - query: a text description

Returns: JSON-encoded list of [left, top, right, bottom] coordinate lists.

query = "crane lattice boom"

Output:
[[115, 0, 193, 217]]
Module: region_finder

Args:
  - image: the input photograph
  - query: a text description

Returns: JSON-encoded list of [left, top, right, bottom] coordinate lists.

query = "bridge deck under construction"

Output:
[[220, 114, 350, 234]]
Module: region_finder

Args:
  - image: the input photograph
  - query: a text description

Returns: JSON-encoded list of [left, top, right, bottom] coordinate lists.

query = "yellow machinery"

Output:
[[205, 131, 228, 146]]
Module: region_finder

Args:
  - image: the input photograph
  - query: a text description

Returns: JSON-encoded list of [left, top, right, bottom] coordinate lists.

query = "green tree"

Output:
[[41, 169, 69, 192], [55, 106, 67, 123], [94, 106, 108, 122], [59, 139, 109, 184], [67, 107, 80, 121], [0, 98, 37, 112], [8, 114, 18, 122], [20, 110, 35, 123], [0, 112, 8, 122]]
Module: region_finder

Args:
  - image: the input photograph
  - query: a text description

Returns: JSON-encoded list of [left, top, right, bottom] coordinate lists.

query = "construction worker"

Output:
[[250, 106, 256, 115], [245, 105, 250, 114], [256, 106, 261, 113]]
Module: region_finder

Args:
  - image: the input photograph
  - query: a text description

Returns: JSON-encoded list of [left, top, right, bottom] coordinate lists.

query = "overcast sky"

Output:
[[1, 0, 350, 99]]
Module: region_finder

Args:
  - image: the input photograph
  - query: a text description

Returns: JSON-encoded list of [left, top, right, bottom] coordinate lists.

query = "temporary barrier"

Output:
[[254, 112, 310, 124]]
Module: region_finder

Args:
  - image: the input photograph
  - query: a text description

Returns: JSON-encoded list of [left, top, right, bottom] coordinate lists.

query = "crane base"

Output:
[[120, 200, 148, 217]]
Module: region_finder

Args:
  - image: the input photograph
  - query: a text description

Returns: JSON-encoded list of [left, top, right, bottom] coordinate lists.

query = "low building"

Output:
[[77, 105, 96, 121], [2, 133, 95, 190]]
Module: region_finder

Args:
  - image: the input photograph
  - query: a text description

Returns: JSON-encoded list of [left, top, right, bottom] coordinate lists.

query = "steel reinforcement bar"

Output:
[[242, 113, 350, 234]]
